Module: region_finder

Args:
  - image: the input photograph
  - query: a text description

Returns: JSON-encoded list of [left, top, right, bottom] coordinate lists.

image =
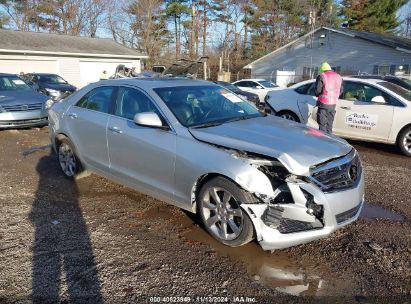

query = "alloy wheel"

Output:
[[201, 187, 244, 241], [403, 130, 411, 153], [58, 143, 77, 177], [281, 113, 297, 121]]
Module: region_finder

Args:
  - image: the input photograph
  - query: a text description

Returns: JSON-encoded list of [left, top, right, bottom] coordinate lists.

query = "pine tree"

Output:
[[341, 0, 408, 33], [0, 11, 9, 28], [164, 0, 190, 58]]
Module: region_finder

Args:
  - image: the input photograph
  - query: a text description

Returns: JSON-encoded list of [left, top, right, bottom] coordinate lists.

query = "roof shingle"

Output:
[[336, 28, 411, 51], [0, 29, 145, 58]]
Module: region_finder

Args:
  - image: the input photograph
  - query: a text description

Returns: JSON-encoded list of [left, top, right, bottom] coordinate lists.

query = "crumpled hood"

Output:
[[39, 83, 76, 92], [0, 91, 48, 106], [189, 115, 352, 175]]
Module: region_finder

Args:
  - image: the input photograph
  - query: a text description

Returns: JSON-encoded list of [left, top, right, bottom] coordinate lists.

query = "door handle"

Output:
[[340, 106, 351, 110], [108, 126, 123, 134], [68, 113, 77, 119]]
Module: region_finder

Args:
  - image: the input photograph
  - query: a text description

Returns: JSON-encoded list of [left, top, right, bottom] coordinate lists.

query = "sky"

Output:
[[1, 1, 411, 37]]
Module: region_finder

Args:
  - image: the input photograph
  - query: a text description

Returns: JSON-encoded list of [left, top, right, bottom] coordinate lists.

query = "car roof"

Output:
[[234, 79, 267, 82], [92, 78, 216, 89], [28, 73, 59, 76], [0, 73, 17, 77], [291, 77, 389, 87], [343, 77, 388, 84]]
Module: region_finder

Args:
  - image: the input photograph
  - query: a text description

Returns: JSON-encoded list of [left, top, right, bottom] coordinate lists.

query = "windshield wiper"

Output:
[[224, 115, 257, 123], [190, 115, 259, 129], [190, 121, 224, 129]]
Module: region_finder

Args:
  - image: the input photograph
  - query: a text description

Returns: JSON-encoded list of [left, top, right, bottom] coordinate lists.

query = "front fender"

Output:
[[173, 135, 275, 212]]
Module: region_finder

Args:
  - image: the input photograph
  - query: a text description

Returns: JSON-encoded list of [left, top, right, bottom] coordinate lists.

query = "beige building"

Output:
[[0, 29, 147, 88]]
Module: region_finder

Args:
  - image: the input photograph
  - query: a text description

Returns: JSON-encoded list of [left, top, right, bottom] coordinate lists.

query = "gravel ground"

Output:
[[0, 128, 410, 304]]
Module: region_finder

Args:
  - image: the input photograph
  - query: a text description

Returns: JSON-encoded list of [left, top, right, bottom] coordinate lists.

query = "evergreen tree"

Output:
[[164, 0, 190, 58], [340, 0, 409, 33], [0, 11, 9, 28]]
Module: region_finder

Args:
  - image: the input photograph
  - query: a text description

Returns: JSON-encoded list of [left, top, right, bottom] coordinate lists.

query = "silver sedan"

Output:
[[48, 79, 365, 250]]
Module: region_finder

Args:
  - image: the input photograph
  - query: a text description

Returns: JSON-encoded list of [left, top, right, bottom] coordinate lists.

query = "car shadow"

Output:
[[348, 139, 403, 156], [29, 153, 103, 303]]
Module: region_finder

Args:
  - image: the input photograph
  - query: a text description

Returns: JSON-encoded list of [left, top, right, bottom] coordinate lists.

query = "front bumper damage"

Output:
[[234, 150, 365, 251]]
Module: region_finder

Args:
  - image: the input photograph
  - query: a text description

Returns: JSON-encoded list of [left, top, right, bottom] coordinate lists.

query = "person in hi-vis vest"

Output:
[[100, 71, 108, 80], [314, 62, 343, 133]]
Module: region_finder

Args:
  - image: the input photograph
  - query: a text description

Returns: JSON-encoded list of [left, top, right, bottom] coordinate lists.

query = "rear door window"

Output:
[[235, 81, 250, 87], [76, 86, 115, 113], [295, 83, 316, 96], [295, 83, 310, 94], [248, 81, 258, 88]]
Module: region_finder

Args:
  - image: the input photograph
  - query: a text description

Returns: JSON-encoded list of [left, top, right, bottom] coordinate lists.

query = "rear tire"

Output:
[[276, 111, 300, 122], [197, 177, 255, 247], [57, 138, 83, 179], [398, 126, 411, 157]]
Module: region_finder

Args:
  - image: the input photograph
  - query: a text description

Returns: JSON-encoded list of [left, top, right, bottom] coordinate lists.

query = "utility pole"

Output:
[[202, 0, 207, 56]]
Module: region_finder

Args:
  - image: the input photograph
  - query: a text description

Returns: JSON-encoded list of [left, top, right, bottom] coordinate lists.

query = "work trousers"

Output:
[[317, 105, 336, 133]]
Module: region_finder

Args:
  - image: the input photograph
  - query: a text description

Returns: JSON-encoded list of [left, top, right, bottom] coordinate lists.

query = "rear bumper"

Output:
[[242, 173, 365, 251], [0, 110, 48, 128]]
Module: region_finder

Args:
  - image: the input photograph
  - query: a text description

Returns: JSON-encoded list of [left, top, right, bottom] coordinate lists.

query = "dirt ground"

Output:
[[0, 127, 410, 304]]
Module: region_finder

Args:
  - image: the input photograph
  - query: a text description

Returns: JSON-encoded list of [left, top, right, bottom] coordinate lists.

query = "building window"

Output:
[[373, 65, 393, 75], [303, 67, 319, 79], [373, 64, 410, 76], [391, 64, 410, 76]]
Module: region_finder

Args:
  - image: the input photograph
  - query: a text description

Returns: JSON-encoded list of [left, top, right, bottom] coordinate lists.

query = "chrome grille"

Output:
[[310, 150, 362, 192], [1, 103, 43, 112]]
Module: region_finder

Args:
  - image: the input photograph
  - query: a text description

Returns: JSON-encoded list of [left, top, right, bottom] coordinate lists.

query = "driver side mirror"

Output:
[[134, 112, 168, 129], [371, 96, 385, 104], [256, 85, 263, 89]]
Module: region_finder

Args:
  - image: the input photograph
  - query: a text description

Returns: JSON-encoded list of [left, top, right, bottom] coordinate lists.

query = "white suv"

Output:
[[233, 79, 281, 104], [265, 77, 411, 156]]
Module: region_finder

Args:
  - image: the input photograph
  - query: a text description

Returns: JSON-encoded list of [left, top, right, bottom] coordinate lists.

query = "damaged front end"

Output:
[[231, 149, 364, 250]]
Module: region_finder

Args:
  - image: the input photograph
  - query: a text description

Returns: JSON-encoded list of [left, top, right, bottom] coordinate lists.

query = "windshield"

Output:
[[217, 82, 241, 92], [259, 80, 278, 88], [378, 82, 411, 102], [154, 85, 262, 128], [400, 78, 411, 86], [0, 76, 32, 91], [38, 74, 67, 84]]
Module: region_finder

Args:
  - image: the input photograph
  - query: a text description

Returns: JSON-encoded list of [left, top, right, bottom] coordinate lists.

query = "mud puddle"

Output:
[[21, 144, 51, 157], [141, 205, 349, 297], [74, 177, 355, 297], [360, 203, 405, 221]]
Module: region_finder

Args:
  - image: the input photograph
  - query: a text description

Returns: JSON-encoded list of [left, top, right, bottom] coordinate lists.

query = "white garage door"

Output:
[[0, 59, 58, 74], [79, 61, 134, 87]]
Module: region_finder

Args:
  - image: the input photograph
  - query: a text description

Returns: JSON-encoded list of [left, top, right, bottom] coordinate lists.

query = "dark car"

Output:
[[0, 73, 48, 128], [23, 73, 77, 100], [213, 81, 261, 108], [352, 75, 411, 91]]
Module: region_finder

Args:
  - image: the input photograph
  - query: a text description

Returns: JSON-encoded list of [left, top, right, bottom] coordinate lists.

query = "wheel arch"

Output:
[[53, 132, 70, 152], [53, 132, 86, 167], [396, 123, 411, 144], [276, 110, 301, 122], [190, 172, 261, 213]]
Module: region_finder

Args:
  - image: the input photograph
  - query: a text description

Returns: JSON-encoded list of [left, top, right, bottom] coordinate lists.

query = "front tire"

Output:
[[276, 111, 300, 122], [57, 138, 83, 179], [198, 177, 255, 247], [398, 126, 411, 157]]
